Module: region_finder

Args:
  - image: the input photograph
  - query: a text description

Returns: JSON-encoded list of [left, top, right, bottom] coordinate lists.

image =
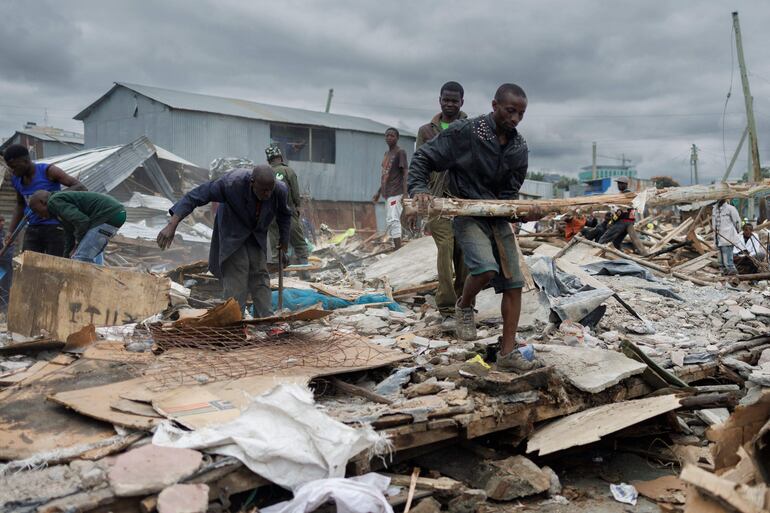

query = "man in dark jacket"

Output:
[[416, 81, 469, 325], [409, 83, 543, 372], [157, 165, 292, 316]]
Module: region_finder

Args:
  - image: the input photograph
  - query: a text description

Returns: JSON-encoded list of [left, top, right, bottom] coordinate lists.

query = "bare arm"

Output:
[[47, 165, 86, 191]]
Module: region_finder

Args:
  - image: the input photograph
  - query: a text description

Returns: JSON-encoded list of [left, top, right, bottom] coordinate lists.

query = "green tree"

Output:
[[651, 176, 680, 189]]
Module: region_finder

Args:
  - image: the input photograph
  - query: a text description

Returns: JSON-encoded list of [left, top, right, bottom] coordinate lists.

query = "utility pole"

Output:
[[690, 144, 699, 185], [592, 142, 597, 179], [733, 12, 761, 184], [325, 88, 334, 113]]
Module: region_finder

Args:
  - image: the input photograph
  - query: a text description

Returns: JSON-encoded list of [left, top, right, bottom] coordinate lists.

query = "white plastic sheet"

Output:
[[262, 473, 394, 513], [153, 384, 390, 490]]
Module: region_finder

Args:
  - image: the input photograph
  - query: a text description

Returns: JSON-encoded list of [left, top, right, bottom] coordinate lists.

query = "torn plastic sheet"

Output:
[[527, 255, 613, 322], [262, 473, 394, 513], [153, 384, 391, 491], [582, 259, 656, 282], [549, 288, 614, 322]]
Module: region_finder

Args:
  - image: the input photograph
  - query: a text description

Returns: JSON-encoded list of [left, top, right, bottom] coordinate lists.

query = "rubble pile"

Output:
[[0, 205, 768, 513]]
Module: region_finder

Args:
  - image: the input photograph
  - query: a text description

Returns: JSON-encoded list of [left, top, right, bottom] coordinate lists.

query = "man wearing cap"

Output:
[[598, 176, 635, 249], [266, 145, 309, 264]]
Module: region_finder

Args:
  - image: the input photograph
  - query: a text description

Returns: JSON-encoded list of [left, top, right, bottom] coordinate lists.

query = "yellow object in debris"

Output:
[[465, 354, 491, 370], [330, 228, 356, 245]]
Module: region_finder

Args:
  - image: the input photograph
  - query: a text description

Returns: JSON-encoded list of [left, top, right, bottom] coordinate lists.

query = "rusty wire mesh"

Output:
[[140, 323, 392, 391]]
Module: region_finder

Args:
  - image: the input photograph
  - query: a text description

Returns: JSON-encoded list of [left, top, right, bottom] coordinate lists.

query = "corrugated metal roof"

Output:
[[75, 82, 412, 136], [16, 128, 84, 145]]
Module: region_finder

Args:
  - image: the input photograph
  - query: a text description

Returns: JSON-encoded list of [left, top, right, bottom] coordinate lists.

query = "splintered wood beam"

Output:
[[402, 194, 635, 217], [403, 180, 770, 217]]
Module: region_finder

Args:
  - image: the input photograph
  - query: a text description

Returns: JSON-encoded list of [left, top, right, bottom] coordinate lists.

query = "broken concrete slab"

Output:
[[527, 394, 682, 456], [108, 443, 203, 497], [157, 483, 210, 513], [410, 496, 442, 513], [533, 344, 647, 393]]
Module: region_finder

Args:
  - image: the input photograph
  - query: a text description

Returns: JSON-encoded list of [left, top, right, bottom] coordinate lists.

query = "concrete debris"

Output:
[[1, 210, 770, 512], [157, 483, 210, 513], [107, 444, 203, 497]]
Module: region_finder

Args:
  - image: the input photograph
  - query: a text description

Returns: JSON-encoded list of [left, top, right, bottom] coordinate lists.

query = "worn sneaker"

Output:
[[496, 347, 543, 373], [455, 300, 477, 341]]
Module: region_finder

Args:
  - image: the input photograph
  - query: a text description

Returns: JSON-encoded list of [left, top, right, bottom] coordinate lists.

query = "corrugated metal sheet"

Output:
[[76, 82, 414, 137]]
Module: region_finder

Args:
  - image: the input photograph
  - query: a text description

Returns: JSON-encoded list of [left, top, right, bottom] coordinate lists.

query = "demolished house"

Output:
[[0, 136, 212, 269], [0, 180, 768, 513]]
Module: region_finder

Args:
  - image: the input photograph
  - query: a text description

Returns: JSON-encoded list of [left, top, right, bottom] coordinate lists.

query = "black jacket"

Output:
[[408, 113, 528, 200]]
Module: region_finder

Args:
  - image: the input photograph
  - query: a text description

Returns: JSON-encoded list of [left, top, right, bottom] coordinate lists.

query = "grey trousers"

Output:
[[221, 237, 272, 317]]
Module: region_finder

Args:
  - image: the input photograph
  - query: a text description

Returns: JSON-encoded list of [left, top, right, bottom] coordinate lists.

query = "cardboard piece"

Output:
[[8, 252, 170, 341], [50, 377, 162, 430], [632, 475, 687, 505], [707, 390, 770, 471], [150, 374, 310, 429], [81, 341, 155, 365], [527, 394, 682, 456], [173, 298, 242, 328], [111, 398, 162, 418], [0, 358, 132, 460]]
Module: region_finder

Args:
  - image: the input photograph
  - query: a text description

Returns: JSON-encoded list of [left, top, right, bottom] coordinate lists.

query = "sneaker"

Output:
[[496, 346, 543, 373], [455, 300, 477, 341]]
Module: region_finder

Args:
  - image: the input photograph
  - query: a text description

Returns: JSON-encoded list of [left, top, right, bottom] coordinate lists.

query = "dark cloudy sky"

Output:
[[2, 0, 770, 185]]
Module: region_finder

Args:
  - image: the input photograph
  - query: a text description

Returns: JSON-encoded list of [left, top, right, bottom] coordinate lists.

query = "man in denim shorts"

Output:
[[408, 83, 543, 372]]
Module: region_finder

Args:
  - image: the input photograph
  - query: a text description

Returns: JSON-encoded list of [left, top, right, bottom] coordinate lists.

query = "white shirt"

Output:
[[734, 233, 767, 258], [712, 203, 742, 248]]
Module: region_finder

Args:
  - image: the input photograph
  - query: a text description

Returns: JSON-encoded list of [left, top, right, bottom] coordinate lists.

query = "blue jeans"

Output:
[[73, 223, 119, 264], [717, 245, 737, 273]]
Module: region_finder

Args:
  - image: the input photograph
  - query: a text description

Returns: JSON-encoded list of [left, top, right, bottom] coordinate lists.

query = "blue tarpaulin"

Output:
[[269, 288, 403, 312]]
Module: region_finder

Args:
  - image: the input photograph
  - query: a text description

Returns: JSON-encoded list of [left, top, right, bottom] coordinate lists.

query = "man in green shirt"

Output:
[[265, 145, 309, 264], [415, 81, 469, 325], [28, 190, 126, 263]]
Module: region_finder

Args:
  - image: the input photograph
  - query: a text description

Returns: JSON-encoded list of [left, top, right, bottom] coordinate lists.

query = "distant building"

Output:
[[74, 82, 416, 230], [0, 122, 84, 159], [578, 164, 637, 182], [519, 180, 554, 199]]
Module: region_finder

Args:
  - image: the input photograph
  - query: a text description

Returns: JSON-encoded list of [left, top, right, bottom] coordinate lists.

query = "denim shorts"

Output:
[[72, 223, 119, 263], [452, 216, 524, 293]]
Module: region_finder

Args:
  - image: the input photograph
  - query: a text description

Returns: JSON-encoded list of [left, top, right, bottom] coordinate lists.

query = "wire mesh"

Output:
[[141, 323, 392, 391]]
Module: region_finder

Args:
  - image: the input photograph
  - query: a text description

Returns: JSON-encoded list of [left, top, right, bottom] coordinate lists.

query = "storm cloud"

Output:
[[2, 0, 769, 185]]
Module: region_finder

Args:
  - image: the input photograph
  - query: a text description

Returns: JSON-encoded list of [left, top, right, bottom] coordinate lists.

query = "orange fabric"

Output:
[[565, 216, 587, 241]]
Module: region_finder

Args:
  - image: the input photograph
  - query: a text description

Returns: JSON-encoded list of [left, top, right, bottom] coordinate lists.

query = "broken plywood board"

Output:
[[50, 377, 162, 430], [527, 394, 681, 456], [8, 251, 170, 341], [533, 344, 647, 393], [0, 358, 136, 460], [364, 236, 438, 291], [680, 464, 768, 513]]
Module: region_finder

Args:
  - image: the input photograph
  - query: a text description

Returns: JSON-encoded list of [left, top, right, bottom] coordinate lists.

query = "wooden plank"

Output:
[[8, 251, 170, 341], [680, 464, 767, 513], [649, 218, 694, 253], [526, 394, 682, 456], [672, 251, 718, 272]]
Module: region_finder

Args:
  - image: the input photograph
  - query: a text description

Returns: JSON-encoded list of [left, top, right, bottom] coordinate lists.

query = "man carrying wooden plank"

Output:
[[157, 165, 292, 317], [27, 190, 126, 263], [408, 83, 543, 372], [416, 81, 469, 327]]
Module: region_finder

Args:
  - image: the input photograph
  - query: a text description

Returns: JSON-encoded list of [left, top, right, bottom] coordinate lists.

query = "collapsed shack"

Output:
[[0, 185, 769, 512]]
